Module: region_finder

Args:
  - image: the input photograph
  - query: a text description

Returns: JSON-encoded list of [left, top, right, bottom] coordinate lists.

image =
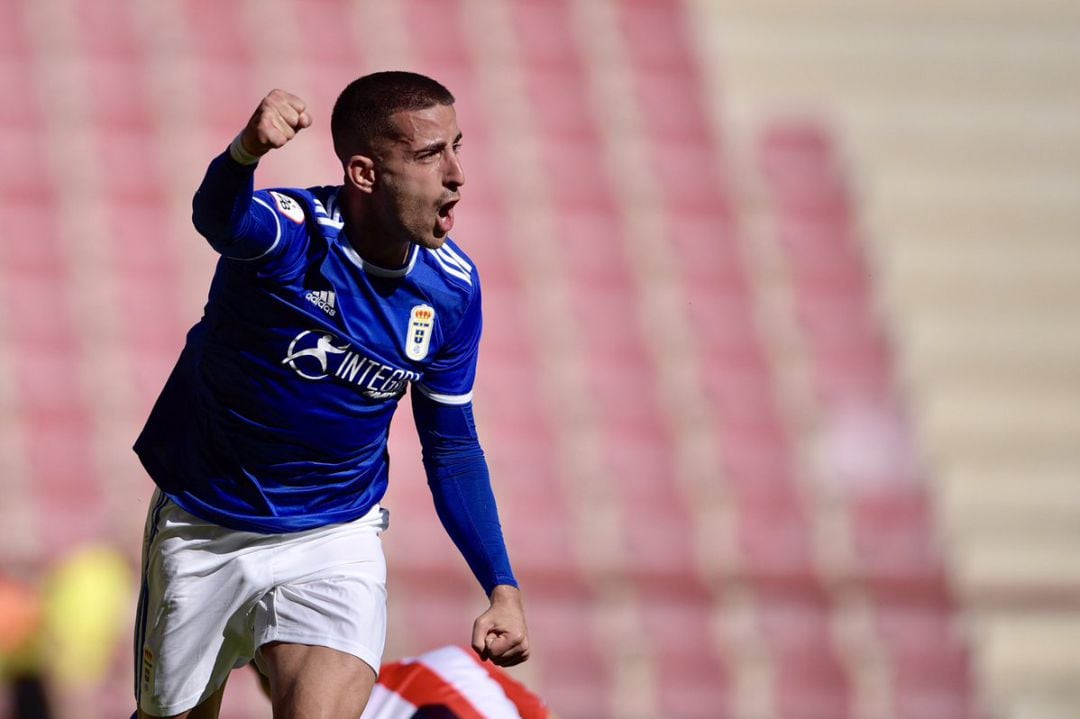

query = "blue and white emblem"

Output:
[[406, 305, 435, 361]]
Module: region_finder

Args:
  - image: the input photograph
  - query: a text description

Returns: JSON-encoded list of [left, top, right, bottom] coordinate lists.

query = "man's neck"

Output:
[[341, 191, 412, 269]]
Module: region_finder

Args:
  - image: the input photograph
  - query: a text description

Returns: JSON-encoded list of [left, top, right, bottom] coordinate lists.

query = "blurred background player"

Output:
[[0, 546, 132, 719], [256, 645, 553, 719], [130, 72, 527, 719]]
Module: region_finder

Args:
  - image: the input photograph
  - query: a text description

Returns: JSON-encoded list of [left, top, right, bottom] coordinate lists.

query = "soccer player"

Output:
[[131, 72, 528, 719], [256, 645, 554, 719], [365, 645, 552, 719]]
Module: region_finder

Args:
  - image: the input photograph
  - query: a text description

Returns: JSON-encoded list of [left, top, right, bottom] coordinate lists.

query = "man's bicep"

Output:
[[411, 388, 481, 451], [217, 189, 316, 264]]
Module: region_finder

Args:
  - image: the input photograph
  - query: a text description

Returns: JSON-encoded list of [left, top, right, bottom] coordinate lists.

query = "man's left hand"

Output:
[[471, 585, 529, 667]]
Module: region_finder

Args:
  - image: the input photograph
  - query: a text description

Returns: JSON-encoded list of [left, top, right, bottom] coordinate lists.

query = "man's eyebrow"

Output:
[[415, 133, 463, 154]]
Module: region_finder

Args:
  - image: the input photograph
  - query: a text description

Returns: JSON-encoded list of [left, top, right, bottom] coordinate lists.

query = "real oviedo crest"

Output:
[[406, 305, 435, 361]]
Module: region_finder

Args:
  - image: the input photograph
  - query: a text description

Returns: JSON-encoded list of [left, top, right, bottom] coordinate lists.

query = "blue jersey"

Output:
[[135, 160, 484, 534]]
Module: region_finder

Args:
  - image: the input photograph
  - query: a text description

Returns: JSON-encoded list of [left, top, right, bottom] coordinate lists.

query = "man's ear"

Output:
[[345, 154, 376, 193]]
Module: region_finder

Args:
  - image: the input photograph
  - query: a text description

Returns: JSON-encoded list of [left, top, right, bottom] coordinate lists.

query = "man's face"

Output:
[[370, 103, 465, 250]]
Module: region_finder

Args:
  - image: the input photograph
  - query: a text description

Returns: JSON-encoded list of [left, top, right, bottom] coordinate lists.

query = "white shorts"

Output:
[[134, 489, 388, 716]]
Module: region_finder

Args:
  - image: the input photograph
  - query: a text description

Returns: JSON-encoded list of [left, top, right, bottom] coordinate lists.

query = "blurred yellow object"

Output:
[[41, 546, 133, 687]]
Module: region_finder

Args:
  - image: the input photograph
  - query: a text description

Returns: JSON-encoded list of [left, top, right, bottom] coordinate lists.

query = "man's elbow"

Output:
[[192, 203, 236, 251]]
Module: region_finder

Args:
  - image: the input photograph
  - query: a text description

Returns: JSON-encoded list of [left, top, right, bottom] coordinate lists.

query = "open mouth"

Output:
[[436, 199, 458, 235]]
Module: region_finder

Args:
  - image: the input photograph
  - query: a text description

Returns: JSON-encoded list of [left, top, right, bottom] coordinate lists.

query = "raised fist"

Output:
[[237, 89, 313, 158]]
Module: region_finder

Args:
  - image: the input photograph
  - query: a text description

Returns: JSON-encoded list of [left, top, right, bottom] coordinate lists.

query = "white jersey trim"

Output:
[[414, 383, 473, 406], [227, 196, 282, 261], [428, 247, 472, 285], [340, 242, 418, 278], [440, 244, 473, 274]]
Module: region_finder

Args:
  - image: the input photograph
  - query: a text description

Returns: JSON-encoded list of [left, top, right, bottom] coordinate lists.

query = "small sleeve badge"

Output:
[[270, 191, 305, 224]]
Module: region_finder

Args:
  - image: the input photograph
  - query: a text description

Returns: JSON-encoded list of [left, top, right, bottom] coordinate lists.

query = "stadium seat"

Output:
[[551, 206, 634, 293], [639, 586, 732, 718], [289, 0, 366, 68], [716, 419, 800, 495], [488, 433, 581, 578], [614, 0, 697, 74], [0, 55, 40, 129], [598, 429, 702, 582], [633, 69, 715, 144], [510, 0, 588, 77], [475, 359, 538, 421], [100, 200, 179, 276], [454, 207, 520, 284], [23, 419, 102, 558], [584, 349, 666, 437], [663, 211, 745, 288], [524, 67, 602, 142], [754, 585, 836, 656], [400, 0, 474, 69], [772, 648, 853, 719], [650, 137, 731, 214], [847, 487, 949, 596], [0, 127, 53, 202], [734, 491, 819, 586], [95, 128, 166, 203], [73, 0, 141, 58], [393, 578, 488, 650], [0, 199, 64, 278], [526, 586, 615, 719], [82, 57, 154, 133], [537, 136, 617, 211], [872, 601, 976, 718], [701, 353, 778, 429]]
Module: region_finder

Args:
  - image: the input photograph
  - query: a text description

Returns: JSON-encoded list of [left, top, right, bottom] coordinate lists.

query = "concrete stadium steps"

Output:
[[973, 613, 1080, 718], [690, 0, 1080, 716]]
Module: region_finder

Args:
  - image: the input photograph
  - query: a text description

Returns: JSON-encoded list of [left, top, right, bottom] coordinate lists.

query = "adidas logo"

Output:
[[305, 290, 337, 317]]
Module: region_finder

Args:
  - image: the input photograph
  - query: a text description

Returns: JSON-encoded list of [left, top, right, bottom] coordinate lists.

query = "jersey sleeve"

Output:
[[192, 149, 310, 275], [411, 390, 518, 595], [414, 279, 482, 406]]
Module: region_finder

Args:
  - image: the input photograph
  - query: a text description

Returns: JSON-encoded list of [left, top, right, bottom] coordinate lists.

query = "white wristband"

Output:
[[229, 133, 263, 166]]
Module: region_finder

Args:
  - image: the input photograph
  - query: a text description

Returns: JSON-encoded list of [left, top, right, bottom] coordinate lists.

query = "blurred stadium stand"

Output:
[[1, 0, 1078, 718]]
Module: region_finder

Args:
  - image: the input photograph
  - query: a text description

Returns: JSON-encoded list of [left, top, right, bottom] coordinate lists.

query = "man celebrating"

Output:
[[132, 72, 528, 719]]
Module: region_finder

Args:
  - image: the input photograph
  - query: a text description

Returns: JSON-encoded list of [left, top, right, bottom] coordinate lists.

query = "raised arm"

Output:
[[192, 90, 312, 258]]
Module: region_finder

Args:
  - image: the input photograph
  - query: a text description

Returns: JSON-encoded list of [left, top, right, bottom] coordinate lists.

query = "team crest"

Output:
[[270, 191, 305, 224], [406, 305, 435, 361]]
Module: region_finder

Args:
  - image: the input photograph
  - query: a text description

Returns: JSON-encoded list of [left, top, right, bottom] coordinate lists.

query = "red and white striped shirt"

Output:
[[362, 645, 550, 719]]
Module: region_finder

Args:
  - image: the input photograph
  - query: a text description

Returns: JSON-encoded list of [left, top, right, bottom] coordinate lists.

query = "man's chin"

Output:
[[413, 232, 448, 250]]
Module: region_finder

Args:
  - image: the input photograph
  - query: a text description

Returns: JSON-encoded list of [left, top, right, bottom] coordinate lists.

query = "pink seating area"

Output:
[[0, 0, 974, 717]]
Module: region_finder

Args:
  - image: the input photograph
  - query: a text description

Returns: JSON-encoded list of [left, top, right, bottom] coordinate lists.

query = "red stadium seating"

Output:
[[874, 602, 977, 718], [773, 649, 854, 719], [2, 1, 981, 715], [526, 585, 614, 719], [639, 585, 732, 718]]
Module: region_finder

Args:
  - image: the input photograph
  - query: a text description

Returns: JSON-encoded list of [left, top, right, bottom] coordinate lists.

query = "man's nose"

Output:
[[445, 149, 465, 189]]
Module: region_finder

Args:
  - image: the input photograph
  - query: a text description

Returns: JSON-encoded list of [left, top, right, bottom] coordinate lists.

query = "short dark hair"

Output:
[[331, 71, 455, 162]]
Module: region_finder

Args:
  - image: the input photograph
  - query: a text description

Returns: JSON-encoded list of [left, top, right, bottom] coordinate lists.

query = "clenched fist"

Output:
[[236, 89, 312, 159]]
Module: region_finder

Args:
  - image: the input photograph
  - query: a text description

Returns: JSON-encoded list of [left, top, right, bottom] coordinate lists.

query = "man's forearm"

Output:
[[425, 450, 518, 595], [191, 150, 260, 251]]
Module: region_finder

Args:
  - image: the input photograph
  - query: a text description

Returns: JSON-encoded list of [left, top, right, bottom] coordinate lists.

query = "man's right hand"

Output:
[[238, 89, 312, 159]]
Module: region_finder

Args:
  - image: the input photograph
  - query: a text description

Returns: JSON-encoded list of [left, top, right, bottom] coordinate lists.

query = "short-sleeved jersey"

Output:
[[134, 185, 483, 532], [364, 645, 550, 719]]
